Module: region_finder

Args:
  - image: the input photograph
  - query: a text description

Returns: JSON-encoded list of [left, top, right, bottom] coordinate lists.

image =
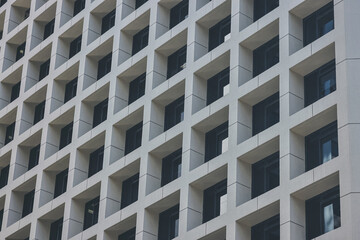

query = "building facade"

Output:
[[0, 0, 359, 239]]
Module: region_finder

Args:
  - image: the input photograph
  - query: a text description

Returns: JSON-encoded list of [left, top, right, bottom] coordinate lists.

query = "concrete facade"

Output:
[[0, 0, 359, 239]]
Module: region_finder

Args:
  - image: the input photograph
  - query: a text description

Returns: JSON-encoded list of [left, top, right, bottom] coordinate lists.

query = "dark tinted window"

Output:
[[0, 165, 9, 189], [83, 196, 99, 230], [128, 73, 146, 104], [251, 214, 280, 240], [252, 92, 279, 135], [88, 146, 104, 178], [49, 217, 63, 240], [167, 45, 186, 79], [205, 121, 228, 162], [5, 122, 15, 145], [164, 96, 184, 131], [10, 82, 21, 102], [118, 227, 136, 240], [22, 189, 35, 217], [73, 0, 85, 16], [59, 122, 73, 150], [28, 144, 40, 170], [0, 209, 3, 231], [207, 67, 229, 105], [132, 26, 149, 55], [121, 173, 139, 209], [16, 42, 26, 61], [135, 0, 148, 9], [203, 179, 227, 223], [254, 0, 279, 21], [39, 59, 50, 80], [158, 204, 179, 240], [161, 148, 182, 186], [54, 168, 68, 198], [209, 15, 231, 51], [125, 122, 142, 155], [69, 35, 82, 58], [101, 9, 115, 34], [97, 53, 112, 80], [0, 0, 6, 7], [43, 18, 55, 40], [93, 98, 108, 128], [33, 101, 45, 124], [64, 77, 78, 103], [24, 8, 30, 20], [253, 36, 279, 77], [170, 0, 188, 29]]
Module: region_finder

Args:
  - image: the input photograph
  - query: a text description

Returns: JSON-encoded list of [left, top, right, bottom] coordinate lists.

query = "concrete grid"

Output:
[[0, 0, 359, 239]]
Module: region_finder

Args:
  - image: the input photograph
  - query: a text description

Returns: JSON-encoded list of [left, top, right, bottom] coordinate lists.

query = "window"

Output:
[[22, 189, 35, 218], [101, 9, 115, 34], [208, 15, 231, 51], [207, 67, 229, 105], [10, 82, 21, 102], [128, 73, 146, 104], [39, 59, 50, 80], [205, 121, 228, 162], [97, 53, 112, 80], [88, 146, 104, 178], [132, 26, 149, 55], [69, 35, 82, 58], [33, 101, 45, 124], [0, 0, 6, 7], [252, 152, 279, 198], [135, 0, 147, 9], [16, 42, 26, 61], [24, 8, 30, 20], [161, 148, 182, 186], [158, 204, 179, 240], [0, 209, 3, 231], [170, 0, 188, 29], [203, 179, 227, 223], [59, 122, 73, 150], [0, 165, 9, 189], [121, 173, 139, 209], [43, 18, 55, 40], [49, 217, 63, 240], [118, 227, 136, 240], [28, 144, 40, 171], [0, 30, 2, 40], [83, 196, 99, 230], [54, 168, 68, 198], [303, 2, 334, 46], [125, 122, 142, 155], [164, 96, 184, 131], [305, 121, 338, 171], [64, 77, 78, 103], [304, 60, 336, 107], [93, 98, 108, 128], [254, 0, 279, 21], [306, 186, 340, 239], [5, 122, 15, 145], [167, 45, 186, 79], [73, 0, 85, 16], [252, 92, 279, 135], [253, 36, 279, 77], [251, 214, 280, 240]]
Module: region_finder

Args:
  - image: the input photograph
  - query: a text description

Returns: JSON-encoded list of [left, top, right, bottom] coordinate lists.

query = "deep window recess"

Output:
[[304, 60, 336, 107], [16, 42, 26, 61], [88, 146, 104, 178], [305, 121, 338, 171], [253, 36, 279, 77], [64, 77, 78, 103], [253, 0, 279, 21], [10, 82, 21, 102], [33, 100, 45, 124], [49, 217, 63, 240], [121, 173, 139, 209], [101, 9, 115, 34], [170, 0, 188, 29], [161, 148, 182, 186], [207, 67, 230, 105], [39, 59, 50, 81], [69, 35, 82, 58], [125, 122, 143, 155], [158, 204, 179, 240], [205, 121, 228, 162], [73, 0, 85, 17], [22, 189, 35, 218], [252, 152, 279, 198], [0, 209, 3, 231], [208, 15, 231, 51], [128, 73, 146, 104], [306, 186, 340, 240], [132, 26, 149, 55], [59, 122, 73, 150], [118, 227, 136, 240], [164, 95, 184, 131], [28, 144, 40, 170], [24, 8, 30, 20], [5, 122, 15, 145], [43, 18, 55, 40], [0, 165, 9, 189], [251, 214, 280, 240], [203, 179, 227, 223], [135, 0, 147, 9], [167, 45, 187, 79], [97, 53, 112, 80], [0, 0, 6, 7], [252, 92, 279, 135], [303, 2, 334, 46], [93, 98, 108, 128], [54, 168, 68, 198], [83, 196, 100, 230]]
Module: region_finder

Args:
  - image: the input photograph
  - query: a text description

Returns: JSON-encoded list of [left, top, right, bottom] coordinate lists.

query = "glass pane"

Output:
[[323, 203, 334, 233], [319, 71, 335, 97], [322, 139, 332, 163]]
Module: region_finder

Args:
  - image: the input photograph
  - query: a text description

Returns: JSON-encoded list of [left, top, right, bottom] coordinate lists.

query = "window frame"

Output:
[[22, 189, 35, 218], [118, 227, 136, 240], [59, 122, 73, 150], [88, 146, 104, 178], [202, 179, 227, 223], [5, 122, 15, 145], [161, 148, 182, 187], [39, 59, 50, 81], [167, 45, 187, 79], [169, 0, 188, 29], [208, 15, 231, 51], [101, 9, 116, 34], [16, 42, 26, 61], [125, 121, 143, 155], [206, 67, 230, 105], [83, 196, 100, 230], [253, 0, 279, 21], [10, 82, 21, 102], [204, 121, 228, 162], [253, 36, 279, 77], [64, 77, 78, 103], [43, 18, 55, 40], [128, 73, 146, 104], [158, 204, 180, 240], [69, 35, 82, 59], [73, 0, 85, 17], [251, 214, 280, 240], [132, 26, 149, 55], [49, 217, 63, 240], [92, 98, 108, 128], [28, 144, 40, 171], [97, 52, 112, 80], [0, 165, 9, 189], [164, 95, 184, 131], [54, 168, 68, 198], [121, 173, 139, 209], [33, 100, 45, 124]]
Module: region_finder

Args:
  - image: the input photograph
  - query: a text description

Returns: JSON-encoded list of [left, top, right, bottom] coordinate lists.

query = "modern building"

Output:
[[0, 0, 358, 239]]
